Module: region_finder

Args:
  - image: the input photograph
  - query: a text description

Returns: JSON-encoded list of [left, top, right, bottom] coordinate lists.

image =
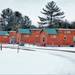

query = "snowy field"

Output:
[[0, 44, 75, 74], [2, 43, 75, 52]]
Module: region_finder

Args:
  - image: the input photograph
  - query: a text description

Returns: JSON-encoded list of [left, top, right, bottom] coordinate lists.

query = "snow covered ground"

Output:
[[2, 43, 75, 52], [0, 44, 75, 74]]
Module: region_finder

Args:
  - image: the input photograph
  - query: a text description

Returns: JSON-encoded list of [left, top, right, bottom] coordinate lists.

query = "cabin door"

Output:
[[41, 35, 46, 46], [73, 36, 75, 42], [42, 36, 45, 42], [10, 36, 15, 44]]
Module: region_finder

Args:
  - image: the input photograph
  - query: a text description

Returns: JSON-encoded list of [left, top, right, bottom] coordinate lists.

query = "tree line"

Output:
[[38, 1, 75, 29], [0, 1, 75, 31], [0, 8, 32, 30]]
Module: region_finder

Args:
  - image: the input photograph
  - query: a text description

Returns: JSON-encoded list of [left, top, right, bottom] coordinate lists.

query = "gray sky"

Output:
[[0, 0, 75, 26]]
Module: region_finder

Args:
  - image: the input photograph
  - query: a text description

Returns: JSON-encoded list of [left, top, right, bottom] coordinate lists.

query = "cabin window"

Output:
[[25, 35, 29, 37], [3, 36, 7, 38], [36, 35, 38, 38], [64, 36, 67, 40], [51, 35, 56, 38], [73, 36, 75, 42], [64, 31, 71, 34], [42, 35, 45, 42]]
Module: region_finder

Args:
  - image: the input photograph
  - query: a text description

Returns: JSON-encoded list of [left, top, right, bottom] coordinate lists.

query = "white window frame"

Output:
[[3, 36, 7, 38], [36, 35, 38, 38], [51, 35, 56, 38], [25, 35, 29, 37], [64, 31, 71, 34]]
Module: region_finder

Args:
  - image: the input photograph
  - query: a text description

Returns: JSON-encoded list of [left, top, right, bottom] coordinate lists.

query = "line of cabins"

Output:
[[0, 28, 75, 46]]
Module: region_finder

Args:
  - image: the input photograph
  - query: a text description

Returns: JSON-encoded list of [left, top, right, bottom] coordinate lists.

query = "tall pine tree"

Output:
[[38, 1, 65, 28]]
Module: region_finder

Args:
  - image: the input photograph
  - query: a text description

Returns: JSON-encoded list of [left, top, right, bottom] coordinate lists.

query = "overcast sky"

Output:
[[0, 0, 75, 26]]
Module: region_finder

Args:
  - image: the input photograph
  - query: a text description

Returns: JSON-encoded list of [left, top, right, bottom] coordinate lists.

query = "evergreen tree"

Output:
[[70, 21, 75, 29], [38, 1, 65, 28], [1, 8, 14, 30], [21, 16, 32, 28], [10, 11, 23, 30], [1, 8, 32, 30]]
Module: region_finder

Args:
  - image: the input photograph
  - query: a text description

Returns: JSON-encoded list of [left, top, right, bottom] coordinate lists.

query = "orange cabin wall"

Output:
[[0, 35, 9, 43], [40, 30, 47, 46], [16, 31, 21, 43], [29, 30, 40, 44], [40, 29, 75, 46], [21, 34, 31, 43], [16, 30, 40, 44], [0, 29, 75, 46], [39, 30, 59, 45], [0, 31, 16, 43], [46, 34, 59, 45], [16, 30, 31, 43], [57, 30, 75, 45], [9, 31, 16, 43]]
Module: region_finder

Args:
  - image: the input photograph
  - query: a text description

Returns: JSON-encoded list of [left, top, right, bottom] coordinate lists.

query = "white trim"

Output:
[[51, 35, 56, 38], [9, 31, 16, 32], [64, 31, 71, 34], [3, 36, 7, 38], [36, 35, 38, 38], [25, 35, 29, 37], [42, 35, 45, 42], [5, 34, 9, 35], [57, 28, 75, 30], [30, 29, 41, 30]]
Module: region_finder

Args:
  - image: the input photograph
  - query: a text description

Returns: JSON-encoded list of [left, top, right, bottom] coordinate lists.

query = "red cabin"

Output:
[[16, 29, 31, 44], [0, 31, 9, 43], [29, 29, 41, 45], [39, 28, 59, 46], [9, 31, 16, 44], [0, 28, 75, 46], [40, 28, 75, 46], [57, 29, 75, 45], [16, 28, 41, 45]]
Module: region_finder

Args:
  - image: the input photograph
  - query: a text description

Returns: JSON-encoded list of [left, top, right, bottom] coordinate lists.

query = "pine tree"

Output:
[[21, 16, 32, 28], [1, 8, 14, 30], [1, 8, 32, 30], [38, 1, 65, 28]]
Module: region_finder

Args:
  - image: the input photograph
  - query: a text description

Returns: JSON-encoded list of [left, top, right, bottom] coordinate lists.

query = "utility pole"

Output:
[[1, 43, 2, 50], [52, 42, 54, 47], [17, 43, 19, 53], [17, 32, 21, 53], [0, 14, 3, 50]]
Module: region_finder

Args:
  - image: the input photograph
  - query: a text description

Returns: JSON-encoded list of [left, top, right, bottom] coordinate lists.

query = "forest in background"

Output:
[[0, 1, 75, 31]]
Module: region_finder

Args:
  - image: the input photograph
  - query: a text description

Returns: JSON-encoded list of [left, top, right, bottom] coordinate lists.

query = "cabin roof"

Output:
[[44, 28, 58, 34], [18, 29, 31, 34], [0, 31, 8, 35]]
